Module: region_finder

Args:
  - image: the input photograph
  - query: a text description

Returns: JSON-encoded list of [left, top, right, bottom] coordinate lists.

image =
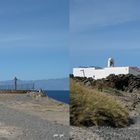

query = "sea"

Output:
[[44, 90, 69, 104]]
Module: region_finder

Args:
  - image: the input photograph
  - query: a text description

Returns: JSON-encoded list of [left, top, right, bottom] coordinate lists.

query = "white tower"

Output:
[[107, 58, 114, 67]]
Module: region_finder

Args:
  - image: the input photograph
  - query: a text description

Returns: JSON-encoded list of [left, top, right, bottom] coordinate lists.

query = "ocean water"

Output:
[[44, 90, 69, 104]]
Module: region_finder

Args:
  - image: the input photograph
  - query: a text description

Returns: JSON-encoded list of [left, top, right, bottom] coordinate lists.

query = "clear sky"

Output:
[[0, 0, 68, 80], [70, 0, 140, 70]]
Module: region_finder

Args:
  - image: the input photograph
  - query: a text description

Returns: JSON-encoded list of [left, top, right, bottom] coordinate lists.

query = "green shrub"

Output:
[[70, 79, 129, 128]]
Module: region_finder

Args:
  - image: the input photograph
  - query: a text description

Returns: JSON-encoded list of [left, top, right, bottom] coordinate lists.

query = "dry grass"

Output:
[[70, 79, 129, 127]]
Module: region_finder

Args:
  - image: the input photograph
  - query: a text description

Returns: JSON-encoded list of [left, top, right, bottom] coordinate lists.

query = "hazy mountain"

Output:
[[0, 78, 69, 90], [33, 78, 69, 90]]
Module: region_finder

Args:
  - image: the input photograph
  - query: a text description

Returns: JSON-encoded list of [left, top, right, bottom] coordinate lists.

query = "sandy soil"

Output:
[[0, 93, 69, 140]]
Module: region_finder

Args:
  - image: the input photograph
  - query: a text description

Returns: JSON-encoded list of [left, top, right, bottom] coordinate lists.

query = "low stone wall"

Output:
[[0, 90, 33, 94]]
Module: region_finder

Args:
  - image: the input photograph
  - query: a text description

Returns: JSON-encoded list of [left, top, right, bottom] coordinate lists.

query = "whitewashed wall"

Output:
[[73, 67, 131, 79]]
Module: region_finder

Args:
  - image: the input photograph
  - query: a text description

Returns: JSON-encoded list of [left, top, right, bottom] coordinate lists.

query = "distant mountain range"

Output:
[[33, 78, 69, 90], [0, 78, 69, 90]]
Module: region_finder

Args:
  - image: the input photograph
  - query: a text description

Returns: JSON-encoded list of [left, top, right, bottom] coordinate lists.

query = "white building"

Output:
[[73, 58, 140, 80]]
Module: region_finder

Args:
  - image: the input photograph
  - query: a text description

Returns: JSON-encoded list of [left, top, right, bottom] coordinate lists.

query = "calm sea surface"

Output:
[[44, 90, 69, 104]]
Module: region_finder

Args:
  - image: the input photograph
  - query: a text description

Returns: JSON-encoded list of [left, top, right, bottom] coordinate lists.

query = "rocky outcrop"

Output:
[[72, 74, 140, 92]]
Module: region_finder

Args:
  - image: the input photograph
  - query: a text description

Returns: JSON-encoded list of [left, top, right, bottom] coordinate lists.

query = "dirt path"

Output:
[[0, 94, 69, 140]]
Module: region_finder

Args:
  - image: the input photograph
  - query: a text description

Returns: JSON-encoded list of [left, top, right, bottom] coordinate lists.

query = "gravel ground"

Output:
[[70, 126, 103, 140], [89, 123, 140, 140], [71, 125, 140, 140], [70, 116, 140, 140], [0, 94, 69, 140]]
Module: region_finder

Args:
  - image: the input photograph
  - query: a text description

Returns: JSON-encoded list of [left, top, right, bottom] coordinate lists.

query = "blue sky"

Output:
[[0, 0, 68, 80], [70, 0, 140, 69]]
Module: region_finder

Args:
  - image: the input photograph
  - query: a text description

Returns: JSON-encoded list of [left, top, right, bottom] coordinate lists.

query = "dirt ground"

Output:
[[0, 93, 69, 140]]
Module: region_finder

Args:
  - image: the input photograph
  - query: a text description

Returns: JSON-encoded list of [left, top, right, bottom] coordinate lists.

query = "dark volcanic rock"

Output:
[[73, 74, 140, 92]]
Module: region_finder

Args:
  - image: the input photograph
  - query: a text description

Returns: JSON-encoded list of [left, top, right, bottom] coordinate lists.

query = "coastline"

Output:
[[46, 90, 69, 104]]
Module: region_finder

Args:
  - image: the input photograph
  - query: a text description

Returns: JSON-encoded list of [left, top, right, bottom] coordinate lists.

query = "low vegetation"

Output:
[[70, 79, 129, 128]]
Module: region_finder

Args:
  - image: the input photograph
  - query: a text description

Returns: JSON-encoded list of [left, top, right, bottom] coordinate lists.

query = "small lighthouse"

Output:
[[107, 57, 114, 67]]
